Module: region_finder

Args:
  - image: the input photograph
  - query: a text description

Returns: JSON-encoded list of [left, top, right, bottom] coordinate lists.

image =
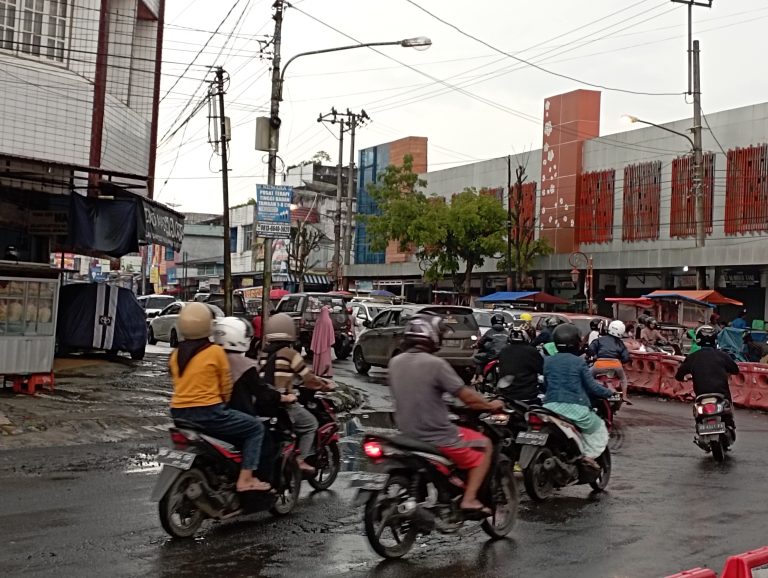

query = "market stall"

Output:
[[475, 291, 570, 308]]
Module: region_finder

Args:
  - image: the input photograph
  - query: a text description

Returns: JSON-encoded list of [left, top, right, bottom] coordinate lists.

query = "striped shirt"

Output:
[[258, 346, 313, 393]]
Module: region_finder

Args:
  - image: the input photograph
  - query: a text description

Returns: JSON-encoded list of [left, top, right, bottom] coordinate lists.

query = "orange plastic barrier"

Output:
[[658, 355, 692, 401], [721, 546, 768, 578], [729, 363, 755, 409], [664, 569, 717, 578], [745, 364, 768, 411], [626, 353, 661, 395]]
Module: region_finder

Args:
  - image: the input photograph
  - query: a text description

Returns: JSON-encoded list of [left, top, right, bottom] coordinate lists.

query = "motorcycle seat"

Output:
[[379, 434, 443, 455], [532, 408, 581, 430], [173, 419, 204, 431]]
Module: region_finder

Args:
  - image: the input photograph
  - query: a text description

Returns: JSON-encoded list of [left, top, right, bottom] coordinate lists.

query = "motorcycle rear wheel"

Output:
[[158, 468, 207, 538], [711, 438, 726, 463], [270, 459, 302, 516], [364, 475, 419, 559], [481, 463, 519, 539], [522, 448, 555, 502], [307, 442, 340, 491], [589, 447, 612, 491]]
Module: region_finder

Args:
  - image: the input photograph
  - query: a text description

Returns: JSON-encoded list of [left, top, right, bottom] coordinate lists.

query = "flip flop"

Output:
[[460, 505, 493, 520], [237, 481, 272, 492]]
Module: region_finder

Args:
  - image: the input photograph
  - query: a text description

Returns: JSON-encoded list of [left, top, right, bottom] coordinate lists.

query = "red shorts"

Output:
[[438, 427, 488, 470]]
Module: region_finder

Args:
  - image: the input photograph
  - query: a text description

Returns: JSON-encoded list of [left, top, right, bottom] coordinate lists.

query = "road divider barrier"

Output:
[[664, 568, 717, 578], [658, 355, 691, 401], [625, 352, 661, 395], [666, 545, 768, 577], [745, 364, 768, 412], [728, 363, 754, 408]]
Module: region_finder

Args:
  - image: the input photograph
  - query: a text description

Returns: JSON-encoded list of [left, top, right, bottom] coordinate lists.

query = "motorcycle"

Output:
[[350, 409, 519, 559], [517, 402, 613, 502], [151, 413, 302, 538], [693, 393, 735, 462], [298, 387, 342, 490], [477, 359, 499, 395], [334, 330, 355, 361]]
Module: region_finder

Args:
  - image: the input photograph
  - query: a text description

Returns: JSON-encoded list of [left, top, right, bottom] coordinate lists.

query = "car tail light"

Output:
[[528, 413, 545, 431], [363, 441, 384, 459]]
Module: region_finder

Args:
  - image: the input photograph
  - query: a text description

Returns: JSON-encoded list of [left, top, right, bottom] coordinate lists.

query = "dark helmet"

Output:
[[590, 319, 601, 331], [647, 318, 658, 328], [490, 313, 505, 328], [695, 324, 718, 347], [403, 313, 446, 353], [545, 316, 563, 330], [552, 323, 581, 354], [508, 327, 530, 344]]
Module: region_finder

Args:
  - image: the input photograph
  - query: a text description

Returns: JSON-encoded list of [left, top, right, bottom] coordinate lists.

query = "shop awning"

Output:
[[644, 290, 743, 307], [605, 297, 655, 309], [476, 291, 570, 305]]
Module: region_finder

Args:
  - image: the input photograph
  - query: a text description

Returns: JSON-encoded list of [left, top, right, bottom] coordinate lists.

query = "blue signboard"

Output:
[[256, 184, 293, 238]]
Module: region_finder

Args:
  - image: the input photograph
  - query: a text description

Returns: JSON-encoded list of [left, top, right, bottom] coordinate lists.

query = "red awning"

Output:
[[519, 291, 571, 305], [269, 289, 289, 299], [605, 297, 655, 309]]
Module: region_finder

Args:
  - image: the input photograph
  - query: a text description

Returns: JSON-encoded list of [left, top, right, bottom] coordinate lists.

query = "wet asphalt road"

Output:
[[2, 357, 768, 578]]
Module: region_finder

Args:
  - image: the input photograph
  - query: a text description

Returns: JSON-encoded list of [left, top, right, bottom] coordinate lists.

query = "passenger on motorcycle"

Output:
[[471, 313, 508, 386], [640, 318, 664, 348], [675, 325, 739, 433], [542, 324, 615, 469], [532, 316, 563, 348], [497, 327, 543, 406], [587, 319, 602, 346], [388, 313, 504, 515], [168, 303, 270, 492], [588, 320, 631, 400], [258, 313, 335, 475]]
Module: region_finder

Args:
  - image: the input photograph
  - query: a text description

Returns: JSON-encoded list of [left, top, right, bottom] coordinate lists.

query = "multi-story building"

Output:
[[347, 90, 768, 319], [0, 0, 176, 266]]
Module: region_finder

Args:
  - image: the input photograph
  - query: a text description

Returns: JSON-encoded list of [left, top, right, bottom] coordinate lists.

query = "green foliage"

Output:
[[287, 224, 324, 291]]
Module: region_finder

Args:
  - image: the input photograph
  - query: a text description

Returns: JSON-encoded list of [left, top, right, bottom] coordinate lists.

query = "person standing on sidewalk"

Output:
[[311, 305, 336, 378], [168, 303, 270, 492]]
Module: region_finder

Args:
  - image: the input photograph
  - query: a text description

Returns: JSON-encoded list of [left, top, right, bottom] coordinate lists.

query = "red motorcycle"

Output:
[[477, 359, 500, 395], [299, 387, 341, 490]]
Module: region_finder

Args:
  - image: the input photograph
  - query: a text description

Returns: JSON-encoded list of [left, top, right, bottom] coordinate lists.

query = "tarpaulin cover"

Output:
[[69, 194, 140, 257], [57, 284, 147, 356], [644, 290, 744, 307], [717, 327, 767, 362], [476, 291, 570, 305]]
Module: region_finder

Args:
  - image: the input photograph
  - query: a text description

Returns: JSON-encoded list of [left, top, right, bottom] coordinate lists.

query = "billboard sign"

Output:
[[256, 184, 292, 239]]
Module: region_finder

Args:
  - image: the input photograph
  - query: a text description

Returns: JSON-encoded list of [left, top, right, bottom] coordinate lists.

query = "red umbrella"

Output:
[[270, 289, 289, 300], [328, 290, 354, 297]]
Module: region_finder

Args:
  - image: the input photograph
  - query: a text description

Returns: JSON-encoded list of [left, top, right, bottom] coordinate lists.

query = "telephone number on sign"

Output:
[[256, 223, 290, 233]]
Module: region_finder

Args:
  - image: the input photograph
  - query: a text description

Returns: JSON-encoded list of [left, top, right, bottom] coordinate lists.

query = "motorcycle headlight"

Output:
[[482, 414, 510, 426]]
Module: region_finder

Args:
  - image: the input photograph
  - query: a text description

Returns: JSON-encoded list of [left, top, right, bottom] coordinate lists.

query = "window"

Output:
[[164, 246, 174, 261], [276, 296, 303, 313], [724, 144, 768, 235], [372, 311, 392, 328], [242, 225, 253, 252], [578, 170, 614, 243], [0, 0, 67, 62], [622, 161, 661, 242], [230, 227, 238, 253], [670, 153, 714, 238]]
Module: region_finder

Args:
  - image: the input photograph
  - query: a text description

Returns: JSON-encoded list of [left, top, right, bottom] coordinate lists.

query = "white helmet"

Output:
[[213, 317, 252, 352], [607, 320, 626, 339]]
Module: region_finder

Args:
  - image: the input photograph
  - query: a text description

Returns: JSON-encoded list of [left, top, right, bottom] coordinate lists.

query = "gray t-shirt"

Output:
[[388, 350, 465, 446]]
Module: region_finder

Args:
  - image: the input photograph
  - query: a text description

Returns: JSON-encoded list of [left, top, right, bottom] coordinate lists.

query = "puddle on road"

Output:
[[125, 452, 160, 474]]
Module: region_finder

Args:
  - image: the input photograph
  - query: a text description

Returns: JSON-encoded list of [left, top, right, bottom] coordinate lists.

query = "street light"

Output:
[[621, 114, 695, 149], [569, 251, 594, 314], [259, 14, 432, 320]]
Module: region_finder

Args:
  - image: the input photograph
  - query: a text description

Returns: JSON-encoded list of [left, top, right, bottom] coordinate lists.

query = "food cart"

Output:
[[0, 261, 60, 392]]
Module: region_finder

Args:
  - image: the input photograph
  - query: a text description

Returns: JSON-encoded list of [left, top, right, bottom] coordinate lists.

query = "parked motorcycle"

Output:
[[350, 409, 519, 559], [151, 413, 302, 538], [334, 330, 355, 361], [693, 393, 735, 462], [517, 404, 612, 502], [298, 387, 342, 490]]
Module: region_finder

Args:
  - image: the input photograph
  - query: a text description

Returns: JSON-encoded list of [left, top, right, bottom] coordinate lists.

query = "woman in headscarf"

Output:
[[311, 305, 336, 377]]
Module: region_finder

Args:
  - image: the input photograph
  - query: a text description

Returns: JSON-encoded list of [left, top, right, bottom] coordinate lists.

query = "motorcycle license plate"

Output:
[[443, 339, 461, 347], [516, 431, 549, 446], [156, 448, 195, 470], [348, 472, 389, 491], [697, 422, 726, 435]]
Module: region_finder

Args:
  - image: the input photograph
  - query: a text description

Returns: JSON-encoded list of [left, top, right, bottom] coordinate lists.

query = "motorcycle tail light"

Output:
[[702, 403, 718, 414], [171, 431, 189, 446], [363, 441, 384, 459], [528, 413, 545, 431]]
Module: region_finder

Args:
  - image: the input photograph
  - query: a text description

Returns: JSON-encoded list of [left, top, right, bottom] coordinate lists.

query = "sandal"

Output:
[[237, 480, 272, 492]]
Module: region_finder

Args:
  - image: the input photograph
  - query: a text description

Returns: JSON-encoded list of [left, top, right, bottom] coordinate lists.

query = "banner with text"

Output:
[[256, 184, 292, 239]]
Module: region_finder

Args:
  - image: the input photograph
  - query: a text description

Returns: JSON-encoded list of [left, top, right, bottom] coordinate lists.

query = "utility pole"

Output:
[[214, 66, 232, 315], [506, 155, 513, 292], [343, 109, 369, 290], [261, 0, 284, 322], [317, 108, 344, 290], [693, 40, 705, 289]]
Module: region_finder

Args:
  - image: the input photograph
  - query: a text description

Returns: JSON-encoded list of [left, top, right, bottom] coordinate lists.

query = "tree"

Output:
[[497, 163, 552, 289], [365, 155, 507, 295], [310, 150, 331, 164], [287, 223, 324, 292]]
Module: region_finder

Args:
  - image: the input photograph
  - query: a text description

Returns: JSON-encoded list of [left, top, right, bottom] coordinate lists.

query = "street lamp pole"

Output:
[[259, 3, 430, 321], [569, 251, 594, 314]]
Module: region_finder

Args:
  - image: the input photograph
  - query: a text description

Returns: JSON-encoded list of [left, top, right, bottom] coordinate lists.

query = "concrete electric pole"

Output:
[[214, 66, 232, 315], [317, 108, 345, 290], [343, 109, 369, 290]]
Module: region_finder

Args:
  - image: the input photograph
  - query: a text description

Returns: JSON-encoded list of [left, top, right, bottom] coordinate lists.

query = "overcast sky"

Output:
[[154, 0, 768, 213]]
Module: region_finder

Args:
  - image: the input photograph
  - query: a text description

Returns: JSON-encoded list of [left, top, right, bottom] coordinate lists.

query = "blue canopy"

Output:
[[476, 291, 538, 303], [643, 292, 716, 308]]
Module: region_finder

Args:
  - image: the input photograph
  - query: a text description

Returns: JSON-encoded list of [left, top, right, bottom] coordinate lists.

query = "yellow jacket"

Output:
[[169, 344, 232, 408]]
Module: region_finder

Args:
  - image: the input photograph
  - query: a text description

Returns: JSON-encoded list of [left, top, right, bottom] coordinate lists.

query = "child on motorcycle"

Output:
[[168, 303, 270, 492], [543, 324, 616, 469], [588, 320, 631, 401]]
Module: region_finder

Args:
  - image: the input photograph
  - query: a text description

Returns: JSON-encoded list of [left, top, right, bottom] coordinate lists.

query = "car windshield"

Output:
[[474, 311, 493, 328], [146, 297, 174, 310], [277, 297, 302, 313], [422, 307, 478, 331], [570, 318, 593, 337]]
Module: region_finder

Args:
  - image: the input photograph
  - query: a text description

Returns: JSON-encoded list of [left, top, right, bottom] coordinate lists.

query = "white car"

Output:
[[148, 302, 224, 347], [137, 294, 177, 323], [472, 309, 518, 336], [350, 301, 390, 338]]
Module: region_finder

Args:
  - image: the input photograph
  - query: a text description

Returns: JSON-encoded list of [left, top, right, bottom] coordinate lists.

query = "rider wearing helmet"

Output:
[[388, 313, 504, 515], [676, 325, 739, 434], [258, 313, 334, 474], [517, 312, 537, 341], [588, 320, 631, 400], [471, 313, 509, 386], [640, 318, 664, 348], [542, 324, 615, 468], [587, 319, 601, 346], [532, 316, 563, 347], [169, 303, 269, 492], [497, 326, 544, 405]]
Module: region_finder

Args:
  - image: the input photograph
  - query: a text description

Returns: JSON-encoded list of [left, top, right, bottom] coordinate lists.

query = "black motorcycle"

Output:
[[151, 414, 302, 538], [350, 409, 519, 559], [693, 393, 735, 462], [517, 403, 612, 502]]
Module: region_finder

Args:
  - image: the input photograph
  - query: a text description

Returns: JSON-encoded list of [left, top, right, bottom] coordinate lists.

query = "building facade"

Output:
[[347, 90, 768, 320]]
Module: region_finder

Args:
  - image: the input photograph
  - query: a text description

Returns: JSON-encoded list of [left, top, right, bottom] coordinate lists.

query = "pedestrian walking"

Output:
[[311, 305, 336, 377]]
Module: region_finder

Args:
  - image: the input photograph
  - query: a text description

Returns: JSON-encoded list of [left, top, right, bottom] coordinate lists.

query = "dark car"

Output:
[[275, 293, 354, 359], [197, 292, 252, 319], [57, 284, 147, 360], [352, 305, 480, 380]]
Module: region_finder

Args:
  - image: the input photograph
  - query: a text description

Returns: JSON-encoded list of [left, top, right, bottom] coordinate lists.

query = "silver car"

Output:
[[148, 302, 224, 347]]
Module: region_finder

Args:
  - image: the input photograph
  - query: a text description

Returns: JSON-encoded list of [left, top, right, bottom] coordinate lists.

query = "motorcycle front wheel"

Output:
[[522, 447, 556, 502], [364, 475, 419, 559], [270, 458, 302, 517], [307, 442, 340, 491], [481, 462, 519, 539], [158, 468, 207, 538]]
